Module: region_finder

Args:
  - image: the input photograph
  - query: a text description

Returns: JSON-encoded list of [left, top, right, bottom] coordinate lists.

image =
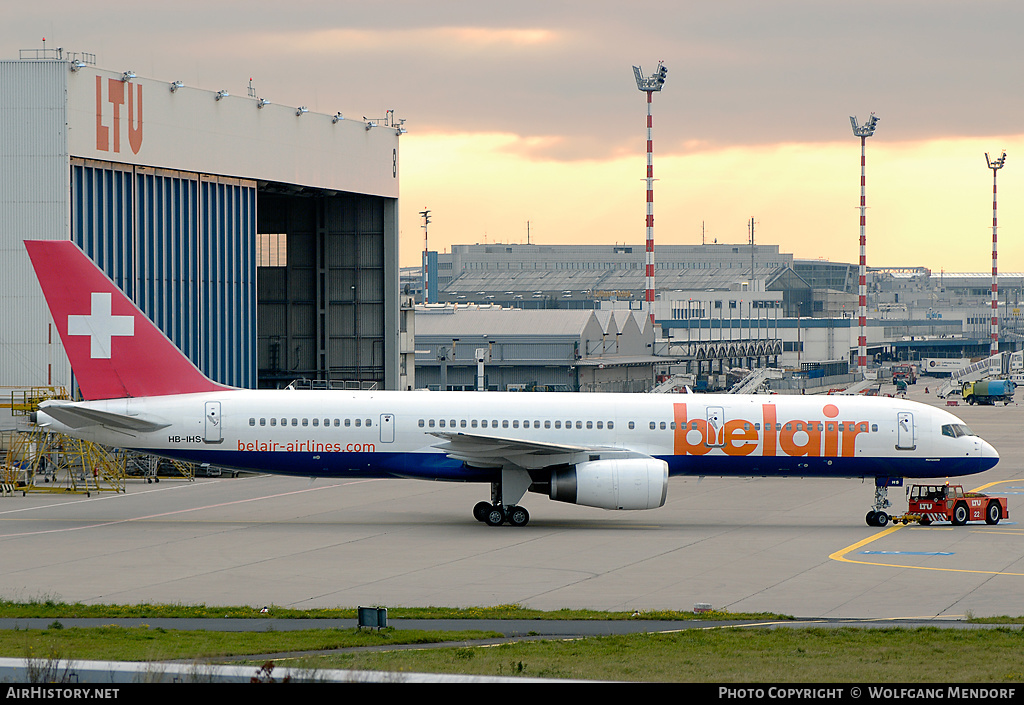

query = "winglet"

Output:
[[25, 240, 231, 400]]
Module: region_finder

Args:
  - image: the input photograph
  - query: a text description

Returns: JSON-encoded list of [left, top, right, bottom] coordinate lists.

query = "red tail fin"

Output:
[[25, 240, 231, 400]]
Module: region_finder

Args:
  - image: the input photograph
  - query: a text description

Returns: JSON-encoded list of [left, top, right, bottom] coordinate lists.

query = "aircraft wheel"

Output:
[[865, 512, 877, 527], [473, 501, 491, 523], [875, 512, 889, 527], [985, 502, 1001, 525], [952, 502, 969, 526], [507, 505, 530, 527], [485, 506, 506, 526]]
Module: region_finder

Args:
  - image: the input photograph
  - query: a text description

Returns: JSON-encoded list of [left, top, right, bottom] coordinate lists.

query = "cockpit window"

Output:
[[941, 423, 975, 438]]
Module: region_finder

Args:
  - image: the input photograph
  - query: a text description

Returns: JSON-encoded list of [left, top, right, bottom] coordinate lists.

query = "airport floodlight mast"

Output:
[[633, 61, 668, 324], [420, 208, 431, 303], [986, 151, 1007, 356], [850, 113, 879, 377]]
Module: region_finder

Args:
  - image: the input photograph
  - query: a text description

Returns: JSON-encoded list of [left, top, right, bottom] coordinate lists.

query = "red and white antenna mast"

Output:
[[633, 61, 668, 325], [986, 151, 1007, 357], [850, 113, 880, 377]]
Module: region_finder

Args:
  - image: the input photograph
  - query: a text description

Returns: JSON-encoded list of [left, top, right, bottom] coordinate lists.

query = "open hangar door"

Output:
[[256, 186, 397, 390]]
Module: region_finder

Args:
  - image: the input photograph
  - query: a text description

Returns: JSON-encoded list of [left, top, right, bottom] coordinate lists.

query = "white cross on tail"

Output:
[[67, 292, 135, 359]]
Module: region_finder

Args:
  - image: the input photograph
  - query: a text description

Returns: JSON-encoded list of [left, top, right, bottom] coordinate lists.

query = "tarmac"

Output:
[[0, 383, 1021, 622]]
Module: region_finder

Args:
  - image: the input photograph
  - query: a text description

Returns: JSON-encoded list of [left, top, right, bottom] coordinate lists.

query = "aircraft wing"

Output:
[[429, 431, 642, 469], [38, 400, 171, 433]]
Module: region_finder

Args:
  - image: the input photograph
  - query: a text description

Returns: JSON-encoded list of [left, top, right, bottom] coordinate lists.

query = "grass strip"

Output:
[[0, 599, 787, 622], [4, 625, 1023, 682], [278, 627, 1024, 682]]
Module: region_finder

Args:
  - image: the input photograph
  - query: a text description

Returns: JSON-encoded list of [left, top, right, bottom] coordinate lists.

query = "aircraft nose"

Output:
[[980, 439, 1000, 469]]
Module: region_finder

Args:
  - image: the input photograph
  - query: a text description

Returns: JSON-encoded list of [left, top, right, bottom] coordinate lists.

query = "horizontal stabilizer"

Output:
[[40, 400, 171, 432]]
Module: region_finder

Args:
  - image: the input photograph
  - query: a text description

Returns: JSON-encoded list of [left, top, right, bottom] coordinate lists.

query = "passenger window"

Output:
[[576, 421, 582, 429], [312, 418, 319, 427], [544, 420, 551, 429], [249, 418, 255, 426], [596, 421, 603, 430], [513, 420, 519, 428], [460, 420, 467, 428], [471, 420, 478, 428], [428, 419, 435, 428], [503, 420, 509, 428], [366, 419, 372, 427], [650, 422, 656, 430], [355, 419, 362, 427], [439, 419, 446, 428], [628, 421, 635, 430], [608, 421, 614, 430], [418, 419, 425, 428], [302, 418, 308, 427], [260, 418, 266, 426], [270, 418, 277, 426]]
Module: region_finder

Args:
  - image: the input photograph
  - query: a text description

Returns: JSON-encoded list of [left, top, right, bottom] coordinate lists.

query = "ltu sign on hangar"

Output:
[[0, 52, 403, 393]]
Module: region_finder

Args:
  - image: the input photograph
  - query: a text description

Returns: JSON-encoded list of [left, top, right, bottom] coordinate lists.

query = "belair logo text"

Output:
[[673, 403, 869, 457]]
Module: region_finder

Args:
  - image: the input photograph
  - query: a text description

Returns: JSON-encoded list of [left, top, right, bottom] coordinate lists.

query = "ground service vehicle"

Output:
[[892, 364, 917, 385], [962, 380, 1016, 405], [887, 484, 1009, 526]]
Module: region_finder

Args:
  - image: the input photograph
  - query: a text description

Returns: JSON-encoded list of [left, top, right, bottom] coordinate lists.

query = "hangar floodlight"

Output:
[[257, 98, 269, 109], [633, 61, 668, 92], [296, 106, 308, 116], [849, 113, 879, 138], [332, 112, 344, 123], [69, 59, 86, 72], [364, 117, 377, 130], [121, 71, 136, 82], [986, 151, 1007, 170], [169, 80, 184, 93], [216, 90, 229, 101]]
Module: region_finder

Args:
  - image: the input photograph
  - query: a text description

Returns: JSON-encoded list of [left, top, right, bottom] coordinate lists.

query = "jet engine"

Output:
[[549, 458, 668, 510]]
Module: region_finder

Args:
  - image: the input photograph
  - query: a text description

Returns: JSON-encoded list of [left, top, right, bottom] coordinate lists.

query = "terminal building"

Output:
[[0, 51, 409, 395]]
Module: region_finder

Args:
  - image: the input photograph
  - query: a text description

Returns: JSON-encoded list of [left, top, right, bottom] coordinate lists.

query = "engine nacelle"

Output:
[[550, 458, 668, 510]]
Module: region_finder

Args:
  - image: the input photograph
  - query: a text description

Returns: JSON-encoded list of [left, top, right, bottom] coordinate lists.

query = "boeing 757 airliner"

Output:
[[24, 240, 999, 527]]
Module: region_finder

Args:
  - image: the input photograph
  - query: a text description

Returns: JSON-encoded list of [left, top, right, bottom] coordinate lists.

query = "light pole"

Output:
[[985, 151, 1006, 357], [419, 208, 431, 303], [850, 113, 880, 376], [633, 61, 668, 325]]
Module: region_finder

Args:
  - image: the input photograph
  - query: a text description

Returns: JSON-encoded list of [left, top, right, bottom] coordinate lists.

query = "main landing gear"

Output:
[[473, 467, 533, 527], [474, 501, 530, 527]]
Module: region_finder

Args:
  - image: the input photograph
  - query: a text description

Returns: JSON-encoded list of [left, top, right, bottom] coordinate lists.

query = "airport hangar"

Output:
[[0, 53, 411, 397]]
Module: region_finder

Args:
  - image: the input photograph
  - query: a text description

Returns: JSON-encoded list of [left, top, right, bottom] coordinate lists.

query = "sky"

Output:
[[5, 1, 1023, 273]]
